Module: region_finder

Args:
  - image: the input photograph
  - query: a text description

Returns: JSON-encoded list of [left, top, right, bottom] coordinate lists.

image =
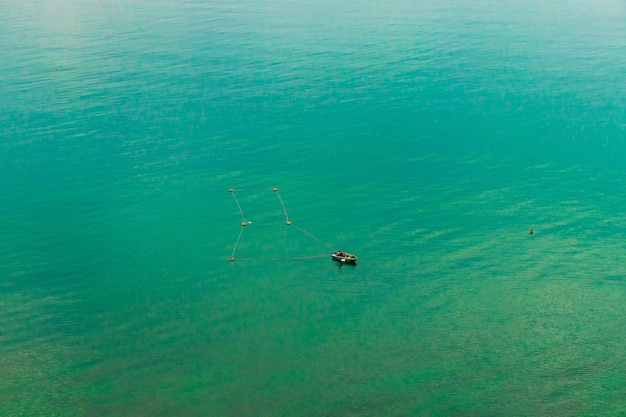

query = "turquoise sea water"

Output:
[[3, 0, 626, 415]]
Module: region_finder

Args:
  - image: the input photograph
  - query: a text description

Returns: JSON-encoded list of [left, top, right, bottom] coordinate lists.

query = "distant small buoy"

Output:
[[228, 257, 235, 261], [286, 221, 292, 225], [241, 221, 247, 227], [229, 188, 234, 193], [529, 228, 534, 235], [272, 187, 278, 192]]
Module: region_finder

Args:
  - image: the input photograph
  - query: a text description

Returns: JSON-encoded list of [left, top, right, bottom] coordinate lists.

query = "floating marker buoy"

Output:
[[529, 228, 534, 235], [228, 257, 235, 261], [241, 222, 247, 227], [229, 188, 234, 193], [286, 221, 292, 225], [272, 187, 278, 192]]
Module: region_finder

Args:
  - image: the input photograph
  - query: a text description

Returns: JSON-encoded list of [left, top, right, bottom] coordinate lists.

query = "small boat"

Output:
[[332, 251, 358, 264]]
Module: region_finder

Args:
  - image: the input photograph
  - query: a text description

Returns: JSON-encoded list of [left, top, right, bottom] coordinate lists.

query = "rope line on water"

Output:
[[273, 187, 291, 225], [227, 187, 336, 262], [294, 225, 334, 250], [231, 254, 331, 261], [228, 226, 245, 261], [228, 188, 246, 223]]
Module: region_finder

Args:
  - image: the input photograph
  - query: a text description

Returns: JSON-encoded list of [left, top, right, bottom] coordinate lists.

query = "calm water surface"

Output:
[[2, 0, 626, 415]]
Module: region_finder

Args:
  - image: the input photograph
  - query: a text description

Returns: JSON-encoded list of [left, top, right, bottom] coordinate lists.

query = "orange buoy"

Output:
[[241, 222, 247, 227], [228, 257, 235, 261], [529, 228, 534, 235], [286, 221, 292, 225], [229, 188, 234, 193], [272, 187, 278, 192]]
